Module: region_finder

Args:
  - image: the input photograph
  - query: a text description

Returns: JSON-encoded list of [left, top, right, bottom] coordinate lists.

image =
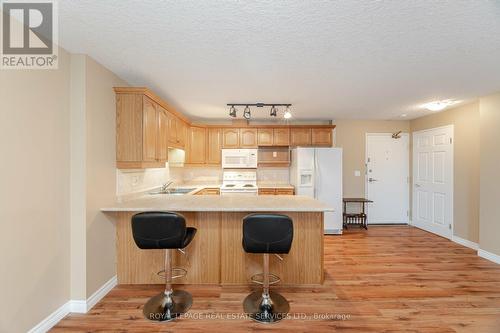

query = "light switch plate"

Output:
[[354, 170, 361, 177]]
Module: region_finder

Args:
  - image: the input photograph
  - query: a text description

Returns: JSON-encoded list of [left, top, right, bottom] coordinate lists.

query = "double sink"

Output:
[[148, 188, 196, 195]]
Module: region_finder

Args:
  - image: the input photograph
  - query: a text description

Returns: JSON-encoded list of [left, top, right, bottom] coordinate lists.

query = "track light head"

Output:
[[229, 105, 237, 117], [243, 106, 251, 119], [284, 105, 292, 119], [270, 106, 277, 117]]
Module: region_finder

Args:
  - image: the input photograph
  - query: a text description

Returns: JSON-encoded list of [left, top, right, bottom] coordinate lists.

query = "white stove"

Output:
[[220, 170, 258, 195]]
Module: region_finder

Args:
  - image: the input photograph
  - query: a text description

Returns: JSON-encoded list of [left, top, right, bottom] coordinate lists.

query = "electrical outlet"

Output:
[[354, 170, 361, 177], [273, 151, 277, 158]]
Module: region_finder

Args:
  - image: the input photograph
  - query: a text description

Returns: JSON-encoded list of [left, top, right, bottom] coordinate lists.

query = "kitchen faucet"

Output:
[[161, 181, 173, 192]]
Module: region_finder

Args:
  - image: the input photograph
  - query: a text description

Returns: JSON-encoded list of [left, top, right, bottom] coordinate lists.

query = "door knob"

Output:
[[368, 178, 378, 183]]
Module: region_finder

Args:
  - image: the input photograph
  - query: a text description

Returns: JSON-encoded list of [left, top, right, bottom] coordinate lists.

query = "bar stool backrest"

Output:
[[131, 212, 186, 249], [243, 214, 293, 254]]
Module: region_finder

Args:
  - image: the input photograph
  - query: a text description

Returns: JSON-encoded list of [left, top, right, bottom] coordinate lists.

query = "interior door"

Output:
[[366, 133, 409, 224], [412, 126, 453, 239]]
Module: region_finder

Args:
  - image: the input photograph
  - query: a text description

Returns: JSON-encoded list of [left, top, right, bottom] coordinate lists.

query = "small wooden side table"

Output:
[[343, 198, 373, 230]]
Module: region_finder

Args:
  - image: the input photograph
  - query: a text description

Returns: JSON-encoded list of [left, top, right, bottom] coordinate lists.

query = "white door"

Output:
[[412, 126, 453, 239], [366, 133, 409, 224]]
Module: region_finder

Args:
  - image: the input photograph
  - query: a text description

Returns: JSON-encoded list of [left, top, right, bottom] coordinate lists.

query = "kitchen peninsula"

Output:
[[102, 194, 332, 285]]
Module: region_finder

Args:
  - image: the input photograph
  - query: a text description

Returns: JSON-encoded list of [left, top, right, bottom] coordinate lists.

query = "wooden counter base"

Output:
[[115, 211, 324, 285]]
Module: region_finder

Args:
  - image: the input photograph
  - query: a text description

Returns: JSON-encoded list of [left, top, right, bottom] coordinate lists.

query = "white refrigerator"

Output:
[[290, 147, 343, 234]]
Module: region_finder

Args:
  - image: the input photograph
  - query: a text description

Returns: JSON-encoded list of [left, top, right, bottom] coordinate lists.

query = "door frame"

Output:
[[364, 132, 410, 224], [410, 125, 454, 239]]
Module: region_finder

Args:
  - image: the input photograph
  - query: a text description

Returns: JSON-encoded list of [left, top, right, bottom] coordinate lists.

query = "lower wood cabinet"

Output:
[[258, 188, 295, 195], [194, 188, 220, 195]]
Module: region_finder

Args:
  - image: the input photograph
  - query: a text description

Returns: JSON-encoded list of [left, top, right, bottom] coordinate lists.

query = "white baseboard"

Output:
[[451, 235, 479, 250], [86, 275, 117, 311], [27, 301, 71, 333], [28, 275, 117, 333], [478, 249, 500, 264]]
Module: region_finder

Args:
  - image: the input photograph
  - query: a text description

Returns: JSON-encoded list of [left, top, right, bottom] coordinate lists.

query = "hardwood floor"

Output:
[[52, 226, 500, 332]]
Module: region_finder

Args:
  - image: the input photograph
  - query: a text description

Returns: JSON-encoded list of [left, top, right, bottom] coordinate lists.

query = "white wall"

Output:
[[0, 48, 71, 333]]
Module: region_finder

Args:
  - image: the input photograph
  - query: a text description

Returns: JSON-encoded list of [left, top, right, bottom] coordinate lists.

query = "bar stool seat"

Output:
[[132, 211, 196, 322], [242, 213, 293, 323]]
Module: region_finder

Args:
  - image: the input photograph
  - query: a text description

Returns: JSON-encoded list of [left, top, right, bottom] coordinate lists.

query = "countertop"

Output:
[[101, 194, 333, 212]]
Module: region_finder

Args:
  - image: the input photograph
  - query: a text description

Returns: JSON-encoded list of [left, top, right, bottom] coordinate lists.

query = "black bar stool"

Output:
[[242, 213, 293, 323], [131, 212, 197, 322]]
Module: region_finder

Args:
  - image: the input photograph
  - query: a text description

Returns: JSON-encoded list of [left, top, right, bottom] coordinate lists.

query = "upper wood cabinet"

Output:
[[206, 128, 222, 164], [116, 94, 165, 169], [222, 128, 239, 148], [156, 106, 169, 162], [290, 128, 312, 146], [115, 87, 336, 168], [273, 128, 290, 146], [311, 128, 333, 146], [187, 126, 206, 164], [240, 128, 258, 148], [258, 128, 273, 146]]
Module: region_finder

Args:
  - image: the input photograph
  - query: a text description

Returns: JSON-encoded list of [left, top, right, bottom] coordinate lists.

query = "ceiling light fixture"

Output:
[[229, 105, 237, 117], [422, 100, 457, 112], [284, 106, 292, 119], [243, 105, 251, 119], [227, 103, 292, 120], [270, 105, 277, 117]]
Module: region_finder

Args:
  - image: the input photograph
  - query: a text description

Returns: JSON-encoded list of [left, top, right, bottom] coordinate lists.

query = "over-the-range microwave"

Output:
[[221, 149, 258, 168]]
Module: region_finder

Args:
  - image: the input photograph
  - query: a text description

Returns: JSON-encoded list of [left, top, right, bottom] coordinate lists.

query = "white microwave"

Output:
[[221, 149, 258, 168]]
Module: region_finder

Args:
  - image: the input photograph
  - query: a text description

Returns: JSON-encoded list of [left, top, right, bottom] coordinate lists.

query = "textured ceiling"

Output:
[[59, 1, 500, 120]]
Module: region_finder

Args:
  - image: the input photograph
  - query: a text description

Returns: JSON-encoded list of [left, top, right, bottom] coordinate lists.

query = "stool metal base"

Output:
[[243, 291, 290, 323], [143, 290, 192, 322]]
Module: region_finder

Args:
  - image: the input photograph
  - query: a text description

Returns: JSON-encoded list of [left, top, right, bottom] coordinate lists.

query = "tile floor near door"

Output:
[[52, 227, 500, 332]]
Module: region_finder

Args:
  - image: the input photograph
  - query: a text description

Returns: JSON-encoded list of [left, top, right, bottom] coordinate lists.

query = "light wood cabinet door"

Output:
[[116, 94, 143, 162], [177, 120, 187, 148], [156, 107, 169, 162], [207, 128, 222, 164], [257, 128, 273, 146], [142, 97, 158, 161], [240, 128, 257, 148], [187, 127, 206, 164], [258, 188, 276, 195], [273, 128, 290, 146], [290, 128, 312, 146], [167, 113, 177, 145], [276, 188, 294, 195], [311, 128, 333, 146], [222, 128, 239, 148]]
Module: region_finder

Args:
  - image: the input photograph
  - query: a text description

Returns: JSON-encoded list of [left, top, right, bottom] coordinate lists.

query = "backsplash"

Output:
[[117, 165, 290, 196], [116, 166, 169, 196]]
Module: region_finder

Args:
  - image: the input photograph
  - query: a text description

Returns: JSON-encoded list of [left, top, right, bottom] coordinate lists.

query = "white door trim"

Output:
[[365, 132, 410, 224], [411, 125, 454, 239]]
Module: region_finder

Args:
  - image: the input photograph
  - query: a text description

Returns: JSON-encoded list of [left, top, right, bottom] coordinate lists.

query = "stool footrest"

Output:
[[157, 267, 187, 280], [250, 273, 281, 285]]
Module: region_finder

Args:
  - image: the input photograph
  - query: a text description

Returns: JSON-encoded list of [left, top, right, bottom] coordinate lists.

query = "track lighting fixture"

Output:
[[270, 105, 277, 117], [243, 106, 251, 119], [229, 105, 237, 117], [284, 106, 292, 119], [226, 103, 292, 120]]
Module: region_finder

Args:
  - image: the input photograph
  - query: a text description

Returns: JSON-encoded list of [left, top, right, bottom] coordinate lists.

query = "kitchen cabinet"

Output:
[[290, 128, 312, 146], [206, 128, 222, 164], [115, 87, 336, 168], [311, 128, 333, 146], [258, 147, 290, 167], [194, 188, 220, 195], [258, 188, 295, 195], [116, 93, 166, 169], [156, 106, 169, 162], [222, 128, 239, 148], [257, 128, 273, 146], [240, 128, 258, 148], [273, 128, 290, 146], [187, 126, 206, 164]]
